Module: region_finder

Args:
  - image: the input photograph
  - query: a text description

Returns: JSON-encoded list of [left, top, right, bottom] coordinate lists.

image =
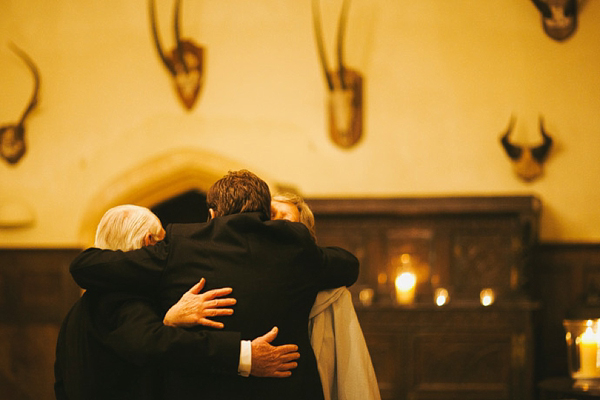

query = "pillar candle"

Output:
[[580, 327, 598, 377], [395, 272, 416, 305]]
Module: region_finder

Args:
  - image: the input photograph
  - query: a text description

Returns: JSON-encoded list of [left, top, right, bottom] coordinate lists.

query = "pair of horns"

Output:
[[312, 0, 351, 91], [500, 117, 554, 182], [150, 0, 188, 76], [500, 117, 553, 164], [0, 43, 40, 165]]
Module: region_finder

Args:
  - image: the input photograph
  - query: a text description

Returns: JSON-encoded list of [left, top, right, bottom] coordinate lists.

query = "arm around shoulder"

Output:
[[318, 246, 360, 289], [70, 245, 166, 293]]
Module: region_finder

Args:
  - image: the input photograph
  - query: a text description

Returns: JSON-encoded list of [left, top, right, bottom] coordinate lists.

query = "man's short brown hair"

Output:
[[207, 170, 271, 219]]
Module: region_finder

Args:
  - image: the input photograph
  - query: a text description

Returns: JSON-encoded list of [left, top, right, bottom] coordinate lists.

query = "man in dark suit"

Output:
[[55, 204, 296, 400], [69, 170, 359, 399]]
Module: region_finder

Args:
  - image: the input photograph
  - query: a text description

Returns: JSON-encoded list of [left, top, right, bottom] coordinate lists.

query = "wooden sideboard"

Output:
[[0, 248, 81, 400], [308, 196, 541, 400]]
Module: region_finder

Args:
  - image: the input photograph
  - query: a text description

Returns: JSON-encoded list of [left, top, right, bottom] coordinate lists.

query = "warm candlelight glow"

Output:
[[480, 288, 495, 306], [579, 322, 599, 377], [434, 288, 449, 306], [563, 319, 600, 382], [359, 288, 374, 306], [395, 271, 416, 304]]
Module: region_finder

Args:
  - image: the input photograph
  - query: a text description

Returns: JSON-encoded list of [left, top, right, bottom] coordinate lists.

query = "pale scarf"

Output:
[[309, 287, 381, 400]]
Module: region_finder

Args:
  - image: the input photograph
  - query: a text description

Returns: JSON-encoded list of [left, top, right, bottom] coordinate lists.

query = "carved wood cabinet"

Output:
[[308, 196, 541, 400]]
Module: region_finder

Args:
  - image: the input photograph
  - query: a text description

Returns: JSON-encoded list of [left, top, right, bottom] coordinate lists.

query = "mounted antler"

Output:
[[312, 0, 363, 149], [500, 116, 554, 182], [0, 43, 40, 165], [531, 0, 578, 41], [149, 0, 204, 110]]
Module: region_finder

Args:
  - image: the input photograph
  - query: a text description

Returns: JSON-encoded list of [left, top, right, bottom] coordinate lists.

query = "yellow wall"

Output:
[[1, 0, 599, 246]]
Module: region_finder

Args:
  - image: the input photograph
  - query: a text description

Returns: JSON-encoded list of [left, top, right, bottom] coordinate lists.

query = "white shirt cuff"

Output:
[[238, 340, 252, 377]]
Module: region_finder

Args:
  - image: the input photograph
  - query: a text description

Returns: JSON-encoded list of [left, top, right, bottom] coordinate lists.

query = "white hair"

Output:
[[94, 205, 163, 251]]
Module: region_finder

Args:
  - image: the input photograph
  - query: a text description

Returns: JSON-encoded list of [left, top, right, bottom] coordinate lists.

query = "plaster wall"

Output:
[[1, 0, 599, 246]]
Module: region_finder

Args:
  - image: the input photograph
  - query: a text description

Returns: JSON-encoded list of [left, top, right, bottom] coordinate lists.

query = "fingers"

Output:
[[188, 278, 206, 294], [203, 307, 234, 317], [258, 326, 278, 343], [198, 318, 225, 329], [270, 370, 293, 378], [276, 349, 300, 362], [203, 287, 234, 300], [278, 361, 299, 371], [204, 298, 237, 309]]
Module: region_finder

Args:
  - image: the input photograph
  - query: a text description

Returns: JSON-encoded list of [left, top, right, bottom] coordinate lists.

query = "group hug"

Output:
[[54, 169, 381, 400]]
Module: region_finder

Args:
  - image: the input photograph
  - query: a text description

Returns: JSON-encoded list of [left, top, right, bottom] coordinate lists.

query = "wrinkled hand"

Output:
[[163, 278, 236, 328], [250, 327, 300, 378]]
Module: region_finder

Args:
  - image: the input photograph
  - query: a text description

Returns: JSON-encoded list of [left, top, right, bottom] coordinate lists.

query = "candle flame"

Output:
[[395, 272, 416, 290], [480, 288, 495, 306], [435, 288, 449, 306]]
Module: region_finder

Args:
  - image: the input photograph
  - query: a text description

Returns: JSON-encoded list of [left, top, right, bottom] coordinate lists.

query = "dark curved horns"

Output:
[[312, 0, 334, 91], [531, 0, 553, 18], [149, 0, 176, 76], [312, 0, 351, 91], [532, 117, 553, 163], [500, 116, 521, 161], [336, 0, 351, 90], [500, 116, 554, 163], [8, 43, 39, 124], [173, 0, 189, 74]]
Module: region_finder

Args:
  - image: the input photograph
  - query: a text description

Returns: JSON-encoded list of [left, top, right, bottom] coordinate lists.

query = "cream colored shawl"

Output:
[[309, 287, 381, 400]]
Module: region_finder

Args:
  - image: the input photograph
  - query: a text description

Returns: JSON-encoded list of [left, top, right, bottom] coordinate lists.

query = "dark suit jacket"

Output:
[[69, 212, 359, 400], [54, 291, 240, 400]]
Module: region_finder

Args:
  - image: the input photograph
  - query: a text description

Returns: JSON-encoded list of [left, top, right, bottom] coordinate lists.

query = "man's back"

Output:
[[158, 212, 357, 400]]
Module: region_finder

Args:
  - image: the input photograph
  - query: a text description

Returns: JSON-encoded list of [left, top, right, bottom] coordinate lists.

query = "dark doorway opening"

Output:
[[151, 190, 208, 227]]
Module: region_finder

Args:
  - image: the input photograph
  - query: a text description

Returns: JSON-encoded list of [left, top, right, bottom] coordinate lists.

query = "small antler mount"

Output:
[[500, 116, 554, 182]]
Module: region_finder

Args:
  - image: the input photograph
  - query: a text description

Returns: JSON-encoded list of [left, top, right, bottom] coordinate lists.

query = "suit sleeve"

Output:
[[70, 242, 168, 293], [317, 246, 360, 290], [95, 293, 241, 375]]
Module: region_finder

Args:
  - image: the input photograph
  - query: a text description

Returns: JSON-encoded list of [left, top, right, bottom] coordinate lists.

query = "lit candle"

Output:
[[434, 288, 449, 306], [359, 288, 374, 307], [580, 325, 599, 377], [395, 272, 416, 304], [480, 288, 495, 306]]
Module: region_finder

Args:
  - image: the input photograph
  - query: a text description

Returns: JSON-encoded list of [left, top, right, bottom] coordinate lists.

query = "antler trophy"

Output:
[[312, 0, 363, 149], [0, 43, 40, 165], [149, 0, 204, 110], [500, 116, 554, 182]]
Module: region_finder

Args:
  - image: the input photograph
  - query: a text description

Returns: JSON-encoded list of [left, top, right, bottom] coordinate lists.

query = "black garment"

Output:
[[54, 292, 240, 400], [69, 212, 359, 400]]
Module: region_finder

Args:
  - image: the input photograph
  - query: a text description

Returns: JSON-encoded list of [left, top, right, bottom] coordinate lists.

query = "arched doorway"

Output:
[[151, 189, 208, 226], [77, 148, 278, 246]]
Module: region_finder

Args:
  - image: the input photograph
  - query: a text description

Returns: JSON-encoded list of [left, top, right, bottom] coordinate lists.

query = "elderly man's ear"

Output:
[[144, 231, 164, 246], [144, 233, 155, 246]]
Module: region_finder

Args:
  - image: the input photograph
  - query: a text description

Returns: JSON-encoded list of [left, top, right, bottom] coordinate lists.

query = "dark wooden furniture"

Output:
[[0, 248, 81, 400], [532, 244, 600, 382], [308, 196, 541, 400]]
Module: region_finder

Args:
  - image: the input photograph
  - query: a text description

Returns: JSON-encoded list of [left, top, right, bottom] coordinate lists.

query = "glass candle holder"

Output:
[[563, 319, 600, 384]]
